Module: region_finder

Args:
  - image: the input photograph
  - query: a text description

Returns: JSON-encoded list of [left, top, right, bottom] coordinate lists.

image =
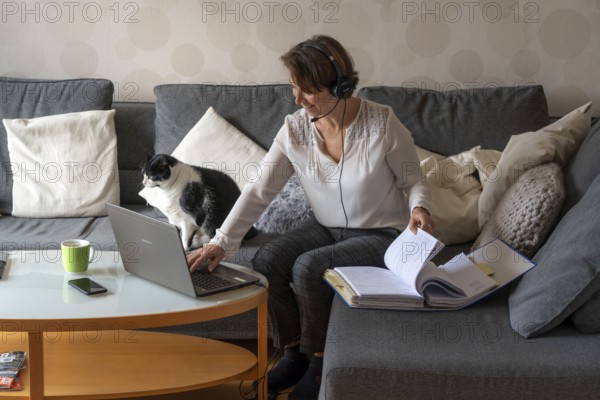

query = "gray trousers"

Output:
[[252, 216, 399, 356]]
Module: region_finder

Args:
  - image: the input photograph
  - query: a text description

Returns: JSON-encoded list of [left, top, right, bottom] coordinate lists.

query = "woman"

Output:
[[187, 35, 434, 400]]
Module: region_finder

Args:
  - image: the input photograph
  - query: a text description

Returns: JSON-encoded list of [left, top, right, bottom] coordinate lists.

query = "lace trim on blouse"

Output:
[[285, 100, 390, 165]]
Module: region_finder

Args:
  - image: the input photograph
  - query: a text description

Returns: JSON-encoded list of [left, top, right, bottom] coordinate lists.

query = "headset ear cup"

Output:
[[335, 79, 354, 99], [303, 39, 354, 98]]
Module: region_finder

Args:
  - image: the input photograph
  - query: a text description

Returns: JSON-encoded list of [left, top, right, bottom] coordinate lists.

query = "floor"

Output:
[[129, 381, 290, 400]]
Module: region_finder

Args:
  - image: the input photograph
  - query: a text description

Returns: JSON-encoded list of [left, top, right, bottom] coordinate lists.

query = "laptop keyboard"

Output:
[[191, 270, 232, 290]]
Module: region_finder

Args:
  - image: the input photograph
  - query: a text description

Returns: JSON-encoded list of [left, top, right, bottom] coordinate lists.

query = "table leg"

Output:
[[256, 301, 268, 400], [27, 331, 44, 400]]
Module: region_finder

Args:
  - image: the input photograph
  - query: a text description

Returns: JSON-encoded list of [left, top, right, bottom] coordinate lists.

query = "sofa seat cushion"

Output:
[[0, 214, 117, 252], [0, 77, 114, 215], [321, 292, 600, 400], [356, 85, 550, 156], [0, 205, 160, 252]]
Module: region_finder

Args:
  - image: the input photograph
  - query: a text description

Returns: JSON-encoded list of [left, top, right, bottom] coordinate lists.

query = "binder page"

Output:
[[425, 253, 498, 307], [384, 227, 444, 287], [415, 260, 466, 298], [334, 266, 422, 299]]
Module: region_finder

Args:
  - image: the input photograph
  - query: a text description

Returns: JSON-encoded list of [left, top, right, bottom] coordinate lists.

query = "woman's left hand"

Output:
[[409, 207, 434, 234]]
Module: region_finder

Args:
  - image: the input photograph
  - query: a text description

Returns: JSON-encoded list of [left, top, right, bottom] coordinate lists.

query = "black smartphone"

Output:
[[68, 278, 108, 295]]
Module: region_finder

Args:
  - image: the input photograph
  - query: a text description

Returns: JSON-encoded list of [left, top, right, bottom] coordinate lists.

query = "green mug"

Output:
[[61, 239, 95, 274]]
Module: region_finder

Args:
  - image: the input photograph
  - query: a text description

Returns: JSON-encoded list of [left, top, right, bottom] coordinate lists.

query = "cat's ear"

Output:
[[145, 151, 154, 161], [165, 154, 178, 167]]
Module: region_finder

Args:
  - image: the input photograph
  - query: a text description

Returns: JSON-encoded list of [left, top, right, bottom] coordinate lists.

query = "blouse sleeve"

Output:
[[383, 110, 432, 215], [209, 126, 293, 256]]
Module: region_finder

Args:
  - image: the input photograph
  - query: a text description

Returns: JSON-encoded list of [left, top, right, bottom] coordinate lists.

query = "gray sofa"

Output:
[[1, 77, 599, 399]]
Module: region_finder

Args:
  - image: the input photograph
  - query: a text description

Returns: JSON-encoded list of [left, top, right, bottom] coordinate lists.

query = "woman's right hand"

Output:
[[187, 243, 225, 273]]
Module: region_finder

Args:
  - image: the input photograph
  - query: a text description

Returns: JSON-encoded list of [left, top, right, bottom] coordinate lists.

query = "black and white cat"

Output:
[[142, 154, 256, 250]]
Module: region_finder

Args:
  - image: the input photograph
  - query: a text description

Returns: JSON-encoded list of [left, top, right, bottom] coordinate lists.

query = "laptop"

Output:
[[106, 203, 260, 298]]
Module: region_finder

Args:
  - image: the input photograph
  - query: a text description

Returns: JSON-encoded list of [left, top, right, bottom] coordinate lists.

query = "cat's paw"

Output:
[[191, 234, 210, 250]]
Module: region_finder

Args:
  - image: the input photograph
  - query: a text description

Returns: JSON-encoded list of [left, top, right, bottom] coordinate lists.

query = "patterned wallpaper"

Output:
[[1, 0, 599, 116]]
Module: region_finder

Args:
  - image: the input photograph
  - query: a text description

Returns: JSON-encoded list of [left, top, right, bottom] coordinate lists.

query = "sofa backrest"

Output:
[[0, 79, 556, 209], [112, 102, 155, 205], [357, 85, 550, 156], [118, 84, 302, 205], [153, 83, 301, 153], [0, 82, 304, 209]]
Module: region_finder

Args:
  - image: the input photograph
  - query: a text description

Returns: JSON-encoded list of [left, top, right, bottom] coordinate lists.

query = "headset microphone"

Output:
[[302, 39, 353, 123]]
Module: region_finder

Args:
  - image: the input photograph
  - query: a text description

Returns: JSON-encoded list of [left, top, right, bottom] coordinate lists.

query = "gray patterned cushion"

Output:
[[472, 163, 564, 258], [254, 174, 311, 234]]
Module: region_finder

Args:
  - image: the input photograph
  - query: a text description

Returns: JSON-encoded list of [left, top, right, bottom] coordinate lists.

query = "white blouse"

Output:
[[211, 99, 431, 255]]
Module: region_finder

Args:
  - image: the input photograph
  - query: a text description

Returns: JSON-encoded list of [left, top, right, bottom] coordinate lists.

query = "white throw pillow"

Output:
[[4, 110, 119, 217], [478, 102, 592, 229], [172, 106, 266, 189], [139, 107, 267, 206]]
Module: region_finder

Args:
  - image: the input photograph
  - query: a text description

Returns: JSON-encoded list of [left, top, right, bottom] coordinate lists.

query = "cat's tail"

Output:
[[243, 226, 260, 240]]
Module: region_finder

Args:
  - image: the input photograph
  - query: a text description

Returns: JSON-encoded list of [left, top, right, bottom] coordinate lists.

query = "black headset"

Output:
[[302, 39, 354, 99]]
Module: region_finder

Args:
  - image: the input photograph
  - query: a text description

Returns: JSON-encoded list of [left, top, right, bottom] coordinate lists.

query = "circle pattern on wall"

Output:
[[0, 0, 597, 116]]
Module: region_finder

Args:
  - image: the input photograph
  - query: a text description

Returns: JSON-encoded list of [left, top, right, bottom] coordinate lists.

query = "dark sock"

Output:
[[267, 345, 309, 394], [288, 355, 323, 400]]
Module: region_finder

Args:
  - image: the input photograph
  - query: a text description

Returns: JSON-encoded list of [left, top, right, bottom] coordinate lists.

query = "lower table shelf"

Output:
[[0, 330, 257, 399]]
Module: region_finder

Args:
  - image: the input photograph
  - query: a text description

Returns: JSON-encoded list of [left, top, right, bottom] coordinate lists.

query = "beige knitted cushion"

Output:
[[472, 163, 565, 258]]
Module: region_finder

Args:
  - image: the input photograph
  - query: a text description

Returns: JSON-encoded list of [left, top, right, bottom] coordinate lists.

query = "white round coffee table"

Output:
[[0, 249, 268, 400]]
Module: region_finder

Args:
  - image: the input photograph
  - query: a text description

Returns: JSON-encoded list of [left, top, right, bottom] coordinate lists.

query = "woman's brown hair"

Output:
[[281, 35, 359, 96]]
